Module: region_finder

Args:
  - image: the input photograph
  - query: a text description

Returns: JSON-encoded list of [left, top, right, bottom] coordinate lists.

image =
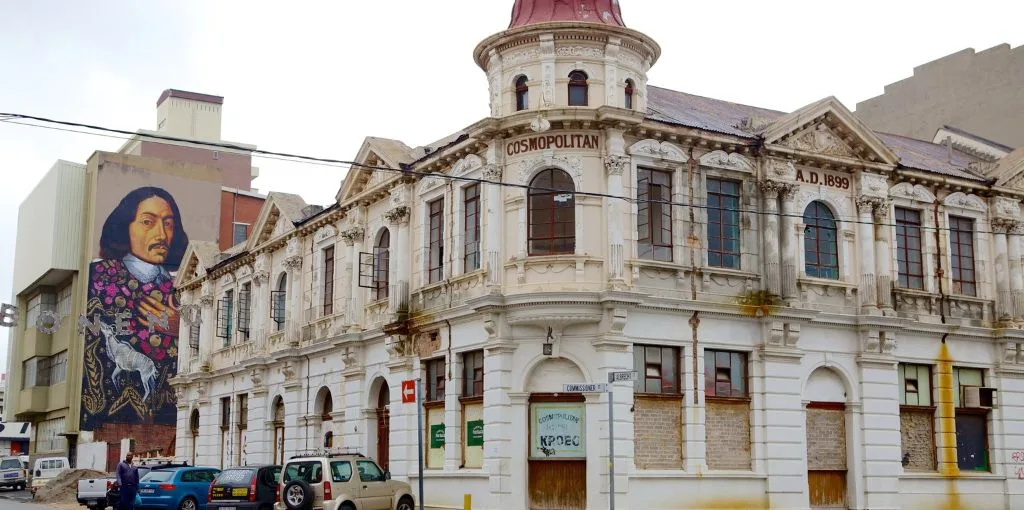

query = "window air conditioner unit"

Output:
[[962, 386, 997, 408]]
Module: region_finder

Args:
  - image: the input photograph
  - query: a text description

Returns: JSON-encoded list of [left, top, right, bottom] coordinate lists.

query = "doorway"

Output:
[[376, 382, 391, 471], [804, 367, 850, 509], [272, 396, 285, 465], [528, 393, 587, 510]]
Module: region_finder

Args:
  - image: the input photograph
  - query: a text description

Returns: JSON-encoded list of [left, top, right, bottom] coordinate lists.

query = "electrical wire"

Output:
[[0, 112, 1012, 236]]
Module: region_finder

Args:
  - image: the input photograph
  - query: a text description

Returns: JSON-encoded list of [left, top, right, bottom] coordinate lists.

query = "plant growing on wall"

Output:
[[737, 289, 783, 318]]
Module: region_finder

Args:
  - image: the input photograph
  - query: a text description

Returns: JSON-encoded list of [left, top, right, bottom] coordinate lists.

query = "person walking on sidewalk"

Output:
[[116, 453, 139, 510]]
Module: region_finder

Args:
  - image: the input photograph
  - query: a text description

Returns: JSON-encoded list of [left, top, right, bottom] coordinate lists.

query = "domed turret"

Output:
[[509, 0, 626, 29], [474, 0, 660, 118]]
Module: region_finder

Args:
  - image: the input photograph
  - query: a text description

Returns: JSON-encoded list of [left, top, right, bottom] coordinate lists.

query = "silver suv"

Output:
[[0, 456, 27, 491], [275, 450, 415, 510]]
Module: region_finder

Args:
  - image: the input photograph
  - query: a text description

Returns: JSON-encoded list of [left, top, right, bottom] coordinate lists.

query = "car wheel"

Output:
[[397, 496, 415, 510], [282, 480, 314, 510], [179, 496, 198, 510], [340, 503, 356, 510]]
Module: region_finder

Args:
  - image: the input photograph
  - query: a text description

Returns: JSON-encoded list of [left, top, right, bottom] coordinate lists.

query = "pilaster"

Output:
[[341, 347, 366, 454], [857, 197, 879, 314], [1011, 223, 1024, 320], [604, 154, 629, 288], [856, 330, 901, 509], [873, 200, 894, 314], [341, 227, 365, 327], [993, 219, 1014, 320], [758, 320, 807, 509], [385, 206, 411, 314], [483, 163, 503, 290], [483, 326, 517, 510], [779, 184, 798, 303], [760, 181, 782, 297]]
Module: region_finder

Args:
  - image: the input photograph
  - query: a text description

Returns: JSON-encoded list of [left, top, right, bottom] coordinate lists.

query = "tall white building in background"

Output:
[[170, 1, 1024, 508]]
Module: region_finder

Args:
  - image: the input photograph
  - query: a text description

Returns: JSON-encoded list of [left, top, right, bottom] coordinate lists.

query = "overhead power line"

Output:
[[0, 112, 1008, 236]]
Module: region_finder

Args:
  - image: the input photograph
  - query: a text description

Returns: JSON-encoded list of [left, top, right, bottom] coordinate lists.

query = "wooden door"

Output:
[[273, 426, 285, 465], [808, 471, 847, 508], [377, 384, 391, 470], [528, 395, 587, 510]]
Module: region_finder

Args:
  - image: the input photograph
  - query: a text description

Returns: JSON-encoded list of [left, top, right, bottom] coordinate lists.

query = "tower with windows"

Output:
[[474, 0, 660, 117]]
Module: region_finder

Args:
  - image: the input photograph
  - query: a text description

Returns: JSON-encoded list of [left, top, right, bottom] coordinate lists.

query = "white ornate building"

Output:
[[170, 1, 1024, 508]]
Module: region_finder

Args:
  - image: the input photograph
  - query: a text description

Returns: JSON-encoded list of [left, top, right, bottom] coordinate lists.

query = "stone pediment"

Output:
[[762, 96, 899, 167], [337, 137, 417, 203]]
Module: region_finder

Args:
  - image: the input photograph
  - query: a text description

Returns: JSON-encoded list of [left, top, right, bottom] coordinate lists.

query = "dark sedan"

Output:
[[207, 465, 281, 510]]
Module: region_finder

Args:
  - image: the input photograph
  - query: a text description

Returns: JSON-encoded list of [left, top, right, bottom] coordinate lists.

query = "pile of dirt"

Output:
[[33, 468, 110, 504]]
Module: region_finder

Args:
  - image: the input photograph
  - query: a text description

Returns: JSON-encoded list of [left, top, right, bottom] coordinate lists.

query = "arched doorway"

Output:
[[189, 409, 199, 466], [376, 380, 391, 470], [804, 367, 850, 509], [525, 357, 588, 510], [315, 387, 334, 448], [272, 396, 286, 465]]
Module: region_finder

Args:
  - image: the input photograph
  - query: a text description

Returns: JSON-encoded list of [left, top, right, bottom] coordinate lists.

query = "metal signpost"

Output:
[[407, 378, 425, 510], [562, 370, 636, 510]]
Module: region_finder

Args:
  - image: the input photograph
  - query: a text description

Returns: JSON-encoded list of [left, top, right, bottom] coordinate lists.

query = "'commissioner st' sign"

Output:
[[506, 133, 601, 156]]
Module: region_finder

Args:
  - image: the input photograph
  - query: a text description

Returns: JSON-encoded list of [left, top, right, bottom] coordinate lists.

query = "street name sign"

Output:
[[608, 371, 638, 383], [562, 383, 609, 393]]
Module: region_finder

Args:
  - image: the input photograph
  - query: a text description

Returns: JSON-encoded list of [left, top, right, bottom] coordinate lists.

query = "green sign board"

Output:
[[430, 424, 445, 449], [466, 420, 484, 447]]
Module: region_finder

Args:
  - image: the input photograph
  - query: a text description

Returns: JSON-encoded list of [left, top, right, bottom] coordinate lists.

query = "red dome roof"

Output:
[[509, 0, 626, 29]]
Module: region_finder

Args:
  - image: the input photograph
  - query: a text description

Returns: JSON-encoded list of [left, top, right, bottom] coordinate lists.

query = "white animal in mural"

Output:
[[99, 321, 158, 401]]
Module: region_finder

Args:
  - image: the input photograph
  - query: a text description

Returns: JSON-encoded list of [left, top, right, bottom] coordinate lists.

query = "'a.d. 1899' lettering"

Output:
[[795, 169, 850, 190]]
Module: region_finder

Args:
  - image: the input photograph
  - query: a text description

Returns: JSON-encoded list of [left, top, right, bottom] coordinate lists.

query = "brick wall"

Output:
[[806, 407, 847, 471], [95, 422, 176, 472], [633, 397, 683, 469], [705, 399, 751, 470], [900, 409, 936, 471]]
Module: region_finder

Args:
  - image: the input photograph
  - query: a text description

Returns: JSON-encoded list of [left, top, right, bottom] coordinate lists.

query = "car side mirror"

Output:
[[34, 470, 41, 477], [384, 470, 391, 480]]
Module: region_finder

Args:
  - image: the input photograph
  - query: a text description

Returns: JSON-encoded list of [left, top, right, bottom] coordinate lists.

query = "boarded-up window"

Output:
[[704, 349, 751, 470], [423, 357, 446, 469], [898, 363, 936, 471], [461, 349, 484, 468], [632, 344, 682, 469], [954, 367, 989, 471]]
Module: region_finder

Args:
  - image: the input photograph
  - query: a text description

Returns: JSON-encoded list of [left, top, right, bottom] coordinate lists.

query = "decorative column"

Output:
[[252, 254, 270, 349], [198, 282, 216, 367], [483, 164, 504, 290], [759, 323, 807, 509], [856, 330, 901, 509], [283, 253, 303, 342], [247, 367, 269, 464], [384, 205, 411, 314], [779, 184, 799, 302], [856, 197, 878, 313], [340, 347, 365, 453], [873, 200, 894, 314], [993, 219, 1013, 320], [340, 227, 365, 328], [481, 313, 518, 509], [1010, 223, 1024, 319], [604, 155, 630, 287], [759, 181, 782, 296]]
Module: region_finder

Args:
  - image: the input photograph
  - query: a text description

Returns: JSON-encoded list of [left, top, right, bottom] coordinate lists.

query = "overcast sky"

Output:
[[0, 0, 1021, 376]]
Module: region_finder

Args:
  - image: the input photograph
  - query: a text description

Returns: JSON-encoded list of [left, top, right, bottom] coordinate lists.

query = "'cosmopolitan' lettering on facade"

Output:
[[0, 302, 202, 334], [506, 134, 600, 156]]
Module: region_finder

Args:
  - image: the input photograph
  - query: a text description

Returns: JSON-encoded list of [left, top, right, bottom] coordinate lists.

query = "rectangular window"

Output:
[[220, 397, 231, 429], [633, 344, 680, 394], [271, 290, 286, 328], [703, 349, 748, 398], [237, 282, 251, 338], [428, 198, 445, 283], [57, 284, 72, 317], [425, 358, 445, 402], [899, 363, 932, 406], [948, 216, 976, 296], [48, 351, 67, 385], [26, 292, 56, 328], [323, 246, 335, 315], [232, 223, 248, 246], [35, 417, 66, 453], [953, 367, 989, 471], [189, 320, 201, 354], [707, 178, 741, 269], [217, 291, 234, 346], [895, 208, 924, 289], [463, 184, 481, 272], [898, 363, 936, 471], [462, 350, 484, 398], [637, 168, 673, 262]]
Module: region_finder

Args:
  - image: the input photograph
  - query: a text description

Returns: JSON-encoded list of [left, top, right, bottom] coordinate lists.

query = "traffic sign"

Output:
[[562, 383, 609, 393], [402, 380, 417, 403], [608, 371, 638, 383]]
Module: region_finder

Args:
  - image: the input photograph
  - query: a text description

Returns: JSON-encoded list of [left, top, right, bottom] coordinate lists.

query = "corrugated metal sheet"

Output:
[[646, 85, 992, 181]]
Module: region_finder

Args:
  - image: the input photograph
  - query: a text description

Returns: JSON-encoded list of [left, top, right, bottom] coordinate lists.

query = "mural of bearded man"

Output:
[[81, 186, 189, 431]]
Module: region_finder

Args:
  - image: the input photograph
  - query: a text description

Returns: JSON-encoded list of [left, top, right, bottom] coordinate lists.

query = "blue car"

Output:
[[134, 466, 221, 510]]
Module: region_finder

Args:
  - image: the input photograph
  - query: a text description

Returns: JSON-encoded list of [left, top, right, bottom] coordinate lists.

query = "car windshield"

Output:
[[141, 470, 175, 483], [216, 469, 254, 484], [0, 459, 20, 469]]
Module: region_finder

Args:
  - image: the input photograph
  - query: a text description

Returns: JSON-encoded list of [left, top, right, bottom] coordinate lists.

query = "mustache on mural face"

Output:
[[149, 242, 168, 251]]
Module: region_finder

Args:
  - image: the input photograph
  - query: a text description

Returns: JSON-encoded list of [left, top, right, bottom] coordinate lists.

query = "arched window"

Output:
[[803, 201, 839, 280], [272, 272, 287, 331], [568, 70, 588, 106], [515, 75, 529, 111], [528, 168, 576, 255], [624, 79, 635, 109], [373, 229, 390, 301]]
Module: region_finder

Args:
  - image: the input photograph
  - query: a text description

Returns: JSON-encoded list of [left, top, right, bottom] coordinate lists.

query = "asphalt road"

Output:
[[0, 487, 56, 509]]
